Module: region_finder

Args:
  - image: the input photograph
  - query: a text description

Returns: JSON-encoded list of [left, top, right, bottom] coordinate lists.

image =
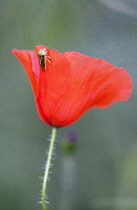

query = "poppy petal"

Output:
[[63, 51, 132, 107], [36, 50, 132, 127], [36, 48, 70, 126], [12, 49, 40, 97]]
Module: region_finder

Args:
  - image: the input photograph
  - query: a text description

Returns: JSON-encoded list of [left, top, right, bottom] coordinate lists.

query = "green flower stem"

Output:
[[42, 127, 57, 210]]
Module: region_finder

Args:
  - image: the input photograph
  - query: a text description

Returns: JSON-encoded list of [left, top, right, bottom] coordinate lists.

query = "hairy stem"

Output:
[[42, 127, 57, 210]]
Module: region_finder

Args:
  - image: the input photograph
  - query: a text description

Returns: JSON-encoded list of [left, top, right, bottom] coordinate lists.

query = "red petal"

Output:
[[36, 48, 70, 126], [12, 49, 39, 97], [36, 50, 132, 127], [63, 51, 132, 108]]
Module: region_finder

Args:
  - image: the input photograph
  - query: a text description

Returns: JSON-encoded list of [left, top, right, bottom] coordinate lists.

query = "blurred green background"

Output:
[[1, 0, 137, 209]]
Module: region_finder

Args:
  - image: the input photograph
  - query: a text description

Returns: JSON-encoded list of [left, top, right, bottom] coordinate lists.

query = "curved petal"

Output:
[[36, 48, 70, 126], [12, 49, 40, 97], [36, 50, 132, 127], [63, 51, 132, 108]]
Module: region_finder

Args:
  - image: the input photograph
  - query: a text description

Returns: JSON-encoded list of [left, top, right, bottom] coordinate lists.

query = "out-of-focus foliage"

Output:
[[1, 0, 137, 209]]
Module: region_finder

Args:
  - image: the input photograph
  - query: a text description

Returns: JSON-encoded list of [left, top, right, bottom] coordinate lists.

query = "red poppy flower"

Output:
[[12, 45, 132, 127]]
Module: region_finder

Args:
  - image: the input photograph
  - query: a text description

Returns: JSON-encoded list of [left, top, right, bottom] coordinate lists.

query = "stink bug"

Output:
[[37, 48, 51, 70]]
